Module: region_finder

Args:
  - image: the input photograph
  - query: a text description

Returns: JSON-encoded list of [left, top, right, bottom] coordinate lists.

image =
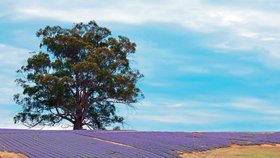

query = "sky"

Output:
[[0, 0, 280, 131]]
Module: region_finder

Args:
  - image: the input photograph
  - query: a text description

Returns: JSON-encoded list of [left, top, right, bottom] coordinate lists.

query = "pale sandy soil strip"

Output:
[[179, 144, 280, 158], [90, 137, 137, 148], [0, 151, 28, 158]]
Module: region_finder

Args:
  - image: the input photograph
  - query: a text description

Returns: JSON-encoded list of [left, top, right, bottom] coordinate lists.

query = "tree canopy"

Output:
[[14, 21, 143, 130]]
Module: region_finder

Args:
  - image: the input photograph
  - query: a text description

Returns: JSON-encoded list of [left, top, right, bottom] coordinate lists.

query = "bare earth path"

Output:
[[0, 151, 27, 158], [179, 144, 280, 158]]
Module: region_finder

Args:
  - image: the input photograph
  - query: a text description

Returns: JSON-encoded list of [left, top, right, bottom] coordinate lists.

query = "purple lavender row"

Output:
[[0, 131, 163, 158], [1, 129, 280, 157], [74, 131, 193, 157], [74, 130, 280, 154]]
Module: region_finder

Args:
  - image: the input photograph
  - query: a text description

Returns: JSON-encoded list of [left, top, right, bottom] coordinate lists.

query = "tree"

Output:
[[14, 21, 143, 130]]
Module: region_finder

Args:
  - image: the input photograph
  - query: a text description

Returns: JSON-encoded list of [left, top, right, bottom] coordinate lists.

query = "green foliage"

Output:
[[14, 21, 143, 130]]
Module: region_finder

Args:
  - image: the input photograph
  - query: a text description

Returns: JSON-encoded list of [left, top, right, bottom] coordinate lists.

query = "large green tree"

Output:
[[14, 21, 143, 130]]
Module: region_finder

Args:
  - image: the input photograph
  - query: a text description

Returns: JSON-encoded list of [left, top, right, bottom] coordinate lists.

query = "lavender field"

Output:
[[0, 129, 280, 157]]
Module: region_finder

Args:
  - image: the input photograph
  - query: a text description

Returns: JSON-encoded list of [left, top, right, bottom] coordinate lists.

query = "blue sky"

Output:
[[1, 0, 280, 131]]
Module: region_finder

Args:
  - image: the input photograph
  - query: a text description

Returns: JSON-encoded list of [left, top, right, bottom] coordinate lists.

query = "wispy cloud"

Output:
[[2, 0, 278, 68], [0, 44, 30, 105], [121, 96, 280, 130], [0, 105, 72, 130], [228, 98, 280, 115], [123, 100, 225, 127]]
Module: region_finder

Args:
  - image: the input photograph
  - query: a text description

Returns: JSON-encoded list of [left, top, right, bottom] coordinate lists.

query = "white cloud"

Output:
[[228, 98, 280, 115], [0, 44, 30, 105], [0, 106, 73, 130], [131, 114, 216, 125], [1, 0, 278, 68], [121, 96, 280, 129], [179, 66, 209, 74], [0, 44, 29, 68], [124, 100, 224, 126]]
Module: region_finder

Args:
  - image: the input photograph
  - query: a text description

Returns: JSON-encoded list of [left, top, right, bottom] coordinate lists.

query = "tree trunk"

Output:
[[73, 119, 83, 130], [73, 108, 83, 130]]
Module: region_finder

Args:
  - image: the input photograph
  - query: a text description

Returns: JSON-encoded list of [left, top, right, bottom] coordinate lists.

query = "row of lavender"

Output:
[[0, 130, 161, 158], [74, 130, 280, 157], [0, 129, 280, 158]]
